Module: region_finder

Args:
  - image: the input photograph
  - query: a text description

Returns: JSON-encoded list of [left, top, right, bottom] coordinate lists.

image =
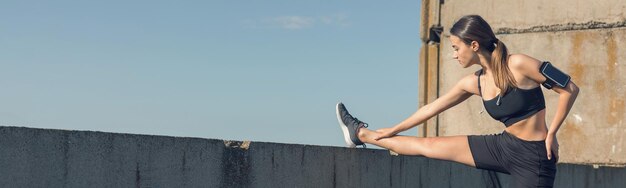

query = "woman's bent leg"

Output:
[[358, 128, 476, 167]]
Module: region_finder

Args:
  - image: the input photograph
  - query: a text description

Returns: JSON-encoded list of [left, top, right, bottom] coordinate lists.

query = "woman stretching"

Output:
[[336, 15, 579, 188]]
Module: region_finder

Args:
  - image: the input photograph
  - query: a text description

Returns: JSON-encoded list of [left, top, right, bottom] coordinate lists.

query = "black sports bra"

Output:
[[478, 69, 546, 127]]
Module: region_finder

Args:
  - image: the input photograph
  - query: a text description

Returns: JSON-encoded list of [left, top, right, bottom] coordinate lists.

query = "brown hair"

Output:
[[450, 15, 517, 95]]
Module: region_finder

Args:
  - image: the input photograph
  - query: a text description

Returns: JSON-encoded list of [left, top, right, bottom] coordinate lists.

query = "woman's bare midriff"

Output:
[[504, 109, 549, 141]]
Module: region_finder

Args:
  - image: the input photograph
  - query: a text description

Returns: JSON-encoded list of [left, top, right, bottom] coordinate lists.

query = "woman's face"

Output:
[[449, 35, 478, 68]]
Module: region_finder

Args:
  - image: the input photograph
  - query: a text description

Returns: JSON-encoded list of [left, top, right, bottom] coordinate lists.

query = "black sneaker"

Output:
[[335, 102, 368, 148]]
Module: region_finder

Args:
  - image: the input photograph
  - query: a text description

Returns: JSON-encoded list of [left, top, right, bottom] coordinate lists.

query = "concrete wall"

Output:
[[1, 126, 625, 187], [419, 0, 626, 164]]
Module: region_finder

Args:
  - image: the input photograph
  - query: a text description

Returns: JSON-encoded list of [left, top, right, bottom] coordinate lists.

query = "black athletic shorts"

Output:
[[468, 131, 557, 188]]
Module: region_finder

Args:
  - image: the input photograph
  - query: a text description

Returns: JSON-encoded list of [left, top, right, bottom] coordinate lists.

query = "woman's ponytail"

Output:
[[490, 39, 517, 96]]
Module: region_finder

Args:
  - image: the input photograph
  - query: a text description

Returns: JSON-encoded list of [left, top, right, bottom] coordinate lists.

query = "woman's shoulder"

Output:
[[507, 53, 547, 87], [453, 70, 483, 95], [508, 53, 543, 71]]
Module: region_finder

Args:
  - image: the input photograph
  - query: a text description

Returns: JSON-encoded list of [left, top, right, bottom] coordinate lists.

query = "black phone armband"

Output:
[[540, 61, 571, 89]]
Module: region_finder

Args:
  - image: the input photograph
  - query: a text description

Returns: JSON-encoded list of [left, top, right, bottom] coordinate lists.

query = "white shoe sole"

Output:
[[336, 103, 356, 148]]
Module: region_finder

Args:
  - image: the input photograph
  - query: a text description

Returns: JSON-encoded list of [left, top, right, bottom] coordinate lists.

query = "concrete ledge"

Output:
[[0, 126, 624, 187]]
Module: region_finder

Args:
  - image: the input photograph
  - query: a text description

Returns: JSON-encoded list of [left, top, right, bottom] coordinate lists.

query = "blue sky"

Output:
[[0, 1, 422, 147]]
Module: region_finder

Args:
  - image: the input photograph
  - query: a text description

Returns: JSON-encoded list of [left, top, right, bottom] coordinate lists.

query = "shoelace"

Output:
[[354, 118, 369, 148], [353, 118, 368, 128]]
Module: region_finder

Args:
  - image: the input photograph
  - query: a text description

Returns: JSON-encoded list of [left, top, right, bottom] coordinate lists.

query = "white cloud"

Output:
[[319, 14, 349, 27], [244, 14, 350, 30], [270, 16, 314, 30]]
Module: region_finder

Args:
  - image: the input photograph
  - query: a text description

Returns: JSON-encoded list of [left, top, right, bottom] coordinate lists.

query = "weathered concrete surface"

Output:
[[2, 126, 625, 187], [439, 0, 626, 32], [419, 0, 626, 165], [439, 28, 626, 164]]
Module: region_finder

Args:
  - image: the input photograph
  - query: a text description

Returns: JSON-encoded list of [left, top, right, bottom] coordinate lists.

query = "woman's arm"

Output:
[[547, 81, 579, 135], [373, 74, 475, 140], [545, 81, 578, 160]]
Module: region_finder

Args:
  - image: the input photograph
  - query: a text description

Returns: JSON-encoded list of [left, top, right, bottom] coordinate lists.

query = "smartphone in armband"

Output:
[[540, 61, 571, 89]]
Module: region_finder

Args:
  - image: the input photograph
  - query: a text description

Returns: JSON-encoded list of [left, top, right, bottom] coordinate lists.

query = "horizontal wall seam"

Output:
[[495, 20, 626, 35]]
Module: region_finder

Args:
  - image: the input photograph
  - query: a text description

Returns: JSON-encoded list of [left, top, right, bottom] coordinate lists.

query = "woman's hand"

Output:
[[373, 128, 398, 141], [545, 133, 559, 162]]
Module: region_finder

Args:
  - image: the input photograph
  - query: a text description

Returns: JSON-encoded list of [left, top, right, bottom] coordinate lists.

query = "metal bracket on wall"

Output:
[[428, 25, 443, 45]]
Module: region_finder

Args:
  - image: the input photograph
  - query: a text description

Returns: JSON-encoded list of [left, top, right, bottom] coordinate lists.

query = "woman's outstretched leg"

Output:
[[357, 127, 476, 167], [336, 102, 475, 167]]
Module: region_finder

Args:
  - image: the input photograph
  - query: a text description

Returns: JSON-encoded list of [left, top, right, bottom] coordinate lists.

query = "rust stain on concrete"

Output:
[[595, 80, 606, 92], [570, 63, 585, 85], [605, 32, 623, 125], [606, 32, 617, 81], [608, 98, 625, 125], [559, 119, 587, 156], [570, 33, 586, 85]]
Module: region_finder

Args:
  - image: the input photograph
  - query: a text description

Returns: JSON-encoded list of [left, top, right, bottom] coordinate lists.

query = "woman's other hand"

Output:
[[373, 128, 398, 141], [545, 133, 559, 162]]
